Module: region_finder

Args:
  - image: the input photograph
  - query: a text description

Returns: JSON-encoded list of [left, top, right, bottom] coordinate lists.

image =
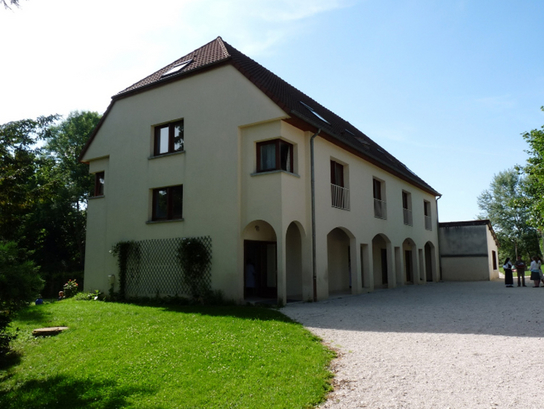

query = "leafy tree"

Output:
[[477, 168, 540, 261], [521, 106, 544, 234], [0, 115, 59, 245], [1, 0, 20, 10]]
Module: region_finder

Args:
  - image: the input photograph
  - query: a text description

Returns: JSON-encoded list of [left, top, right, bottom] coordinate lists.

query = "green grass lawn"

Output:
[[0, 299, 334, 409]]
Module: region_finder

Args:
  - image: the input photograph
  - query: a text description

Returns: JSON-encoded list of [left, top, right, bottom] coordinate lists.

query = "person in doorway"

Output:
[[514, 256, 526, 287], [530, 256, 541, 287], [245, 259, 256, 297], [503, 258, 513, 287]]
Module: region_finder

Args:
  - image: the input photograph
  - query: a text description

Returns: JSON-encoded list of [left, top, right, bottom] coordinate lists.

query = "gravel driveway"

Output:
[[281, 280, 544, 408]]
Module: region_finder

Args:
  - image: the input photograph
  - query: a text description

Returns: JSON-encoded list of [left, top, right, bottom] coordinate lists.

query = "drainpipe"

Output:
[[436, 194, 443, 281], [310, 128, 321, 302]]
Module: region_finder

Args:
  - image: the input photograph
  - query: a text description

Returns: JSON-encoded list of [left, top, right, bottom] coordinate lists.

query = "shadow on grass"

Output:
[[0, 374, 157, 409], [0, 351, 22, 371], [13, 304, 53, 326]]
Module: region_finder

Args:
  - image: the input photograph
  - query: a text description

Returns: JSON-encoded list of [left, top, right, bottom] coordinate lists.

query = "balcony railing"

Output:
[[374, 198, 387, 219], [331, 184, 350, 210], [403, 208, 413, 226], [425, 215, 432, 230]]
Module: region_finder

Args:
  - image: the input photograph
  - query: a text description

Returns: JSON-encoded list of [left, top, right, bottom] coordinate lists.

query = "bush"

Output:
[[63, 279, 79, 298], [0, 241, 44, 357]]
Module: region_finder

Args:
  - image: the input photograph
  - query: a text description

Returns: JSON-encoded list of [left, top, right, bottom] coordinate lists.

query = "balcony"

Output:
[[403, 208, 413, 226], [331, 184, 350, 210], [374, 198, 387, 219]]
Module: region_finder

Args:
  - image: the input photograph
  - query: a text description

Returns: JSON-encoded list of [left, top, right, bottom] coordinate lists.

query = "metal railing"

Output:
[[425, 215, 432, 231], [331, 183, 350, 210], [374, 198, 387, 219], [403, 208, 412, 226]]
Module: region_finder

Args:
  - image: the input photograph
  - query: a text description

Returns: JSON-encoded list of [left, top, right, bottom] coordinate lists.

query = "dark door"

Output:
[[244, 240, 277, 298], [405, 250, 413, 283], [381, 249, 388, 285]]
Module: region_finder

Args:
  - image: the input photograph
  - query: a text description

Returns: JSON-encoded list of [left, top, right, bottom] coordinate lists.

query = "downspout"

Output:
[[436, 195, 443, 281], [310, 128, 321, 302]]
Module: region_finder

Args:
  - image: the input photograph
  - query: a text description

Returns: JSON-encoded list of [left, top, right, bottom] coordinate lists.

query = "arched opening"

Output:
[[425, 241, 436, 282], [402, 238, 417, 284], [286, 222, 303, 301], [327, 227, 351, 296], [372, 234, 391, 288], [242, 220, 277, 301]]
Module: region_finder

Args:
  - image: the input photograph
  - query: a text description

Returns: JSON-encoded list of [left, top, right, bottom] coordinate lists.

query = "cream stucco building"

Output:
[[80, 37, 442, 304]]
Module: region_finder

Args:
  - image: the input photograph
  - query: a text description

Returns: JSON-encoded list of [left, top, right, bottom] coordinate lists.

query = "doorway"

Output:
[[244, 240, 277, 299]]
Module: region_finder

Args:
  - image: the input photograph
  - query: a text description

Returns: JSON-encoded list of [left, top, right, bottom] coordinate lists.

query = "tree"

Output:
[[521, 106, 544, 233], [1, 0, 20, 10], [477, 168, 540, 261]]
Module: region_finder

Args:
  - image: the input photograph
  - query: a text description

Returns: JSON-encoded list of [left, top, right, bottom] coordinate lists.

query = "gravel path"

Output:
[[281, 280, 544, 409]]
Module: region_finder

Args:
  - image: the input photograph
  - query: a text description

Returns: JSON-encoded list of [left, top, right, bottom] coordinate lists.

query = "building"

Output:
[[80, 37, 442, 303], [439, 220, 500, 281]]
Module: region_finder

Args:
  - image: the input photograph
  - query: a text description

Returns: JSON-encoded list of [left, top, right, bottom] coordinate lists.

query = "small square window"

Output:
[[154, 120, 184, 156], [93, 171, 105, 197], [152, 185, 183, 221], [256, 139, 293, 173]]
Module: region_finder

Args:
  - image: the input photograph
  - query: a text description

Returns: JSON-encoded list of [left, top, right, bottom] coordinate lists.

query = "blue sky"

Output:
[[1, 0, 543, 222]]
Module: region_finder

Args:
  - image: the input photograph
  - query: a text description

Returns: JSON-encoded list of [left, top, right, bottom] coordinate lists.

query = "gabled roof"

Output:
[[80, 37, 440, 196]]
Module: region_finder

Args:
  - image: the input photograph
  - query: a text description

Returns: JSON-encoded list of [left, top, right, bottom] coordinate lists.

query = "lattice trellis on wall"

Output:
[[122, 236, 212, 298]]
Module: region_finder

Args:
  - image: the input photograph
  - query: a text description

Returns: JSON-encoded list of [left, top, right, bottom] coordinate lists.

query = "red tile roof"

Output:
[[82, 37, 440, 196]]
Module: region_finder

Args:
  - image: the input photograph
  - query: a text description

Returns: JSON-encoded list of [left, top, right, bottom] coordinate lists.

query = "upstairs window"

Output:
[[154, 120, 184, 156], [424, 200, 432, 230], [402, 191, 412, 226], [373, 178, 386, 219], [152, 185, 183, 221], [330, 160, 349, 210], [93, 171, 105, 197], [256, 139, 293, 173]]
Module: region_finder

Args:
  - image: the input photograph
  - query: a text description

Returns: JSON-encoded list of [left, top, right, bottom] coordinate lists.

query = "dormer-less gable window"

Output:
[[93, 171, 105, 197], [256, 139, 293, 173], [154, 120, 184, 156]]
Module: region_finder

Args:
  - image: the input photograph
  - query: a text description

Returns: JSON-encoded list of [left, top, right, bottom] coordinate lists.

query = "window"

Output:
[[331, 160, 349, 210], [256, 139, 293, 172], [402, 191, 412, 226], [424, 200, 432, 230], [373, 178, 386, 219], [152, 185, 183, 221], [93, 171, 105, 197], [154, 120, 184, 156]]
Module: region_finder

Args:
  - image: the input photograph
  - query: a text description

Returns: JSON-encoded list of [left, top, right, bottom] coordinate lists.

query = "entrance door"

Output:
[[244, 240, 277, 298], [381, 249, 388, 285], [405, 250, 413, 283]]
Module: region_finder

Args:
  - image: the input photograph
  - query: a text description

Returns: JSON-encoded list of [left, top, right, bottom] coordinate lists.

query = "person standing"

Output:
[[503, 258, 513, 287], [514, 256, 526, 287], [530, 256, 541, 287]]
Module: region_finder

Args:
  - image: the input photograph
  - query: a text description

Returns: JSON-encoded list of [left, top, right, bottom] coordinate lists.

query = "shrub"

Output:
[[0, 241, 44, 357], [63, 279, 79, 298]]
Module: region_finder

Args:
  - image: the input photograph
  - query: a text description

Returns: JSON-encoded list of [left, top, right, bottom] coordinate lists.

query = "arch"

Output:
[[286, 222, 304, 301], [327, 227, 355, 296], [424, 241, 436, 282], [242, 220, 277, 300], [402, 238, 417, 284], [372, 233, 392, 289]]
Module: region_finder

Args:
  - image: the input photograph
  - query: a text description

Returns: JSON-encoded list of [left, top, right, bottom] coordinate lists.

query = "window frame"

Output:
[[330, 160, 344, 187], [151, 185, 183, 221], [153, 120, 184, 156], [93, 171, 105, 197], [256, 139, 294, 173], [402, 190, 412, 226]]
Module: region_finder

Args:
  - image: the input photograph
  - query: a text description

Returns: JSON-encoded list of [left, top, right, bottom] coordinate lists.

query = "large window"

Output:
[[402, 191, 412, 226], [152, 185, 183, 221], [373, 178, 386, 219], [424, 200, 432, 230], [331, 160, 349, 210], [93, 171, 105, 197], [154, 120, 184, 156], [256, 139, 293, 173]]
